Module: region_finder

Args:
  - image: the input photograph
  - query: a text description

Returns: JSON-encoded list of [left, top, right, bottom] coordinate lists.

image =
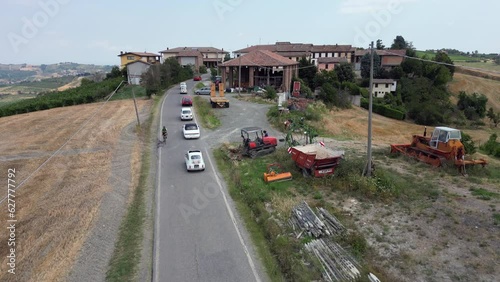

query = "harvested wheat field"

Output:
[[0, 99, 151, 282], [448, 72, 500, 112]]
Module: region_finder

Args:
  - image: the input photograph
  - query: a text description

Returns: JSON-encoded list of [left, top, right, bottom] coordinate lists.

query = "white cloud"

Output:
[[340, 0, 418, 14]]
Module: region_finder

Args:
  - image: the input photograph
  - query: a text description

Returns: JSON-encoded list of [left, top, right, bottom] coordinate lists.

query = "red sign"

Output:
[[293, 81, 301, 92]]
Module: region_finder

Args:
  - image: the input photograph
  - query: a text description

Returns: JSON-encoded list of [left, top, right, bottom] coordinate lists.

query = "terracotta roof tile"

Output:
[[311, 45, 354, 52], [317, 57, 348, 63], [355, 49, 407, 56], [177, 50, 202, 57], [159, 47, 227, 53], [373, 79, 396, 83], [221, 50, 298, 67]]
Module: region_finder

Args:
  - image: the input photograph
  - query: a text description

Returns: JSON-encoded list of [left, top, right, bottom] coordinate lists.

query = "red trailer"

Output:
[[290, 144, 344, 177]]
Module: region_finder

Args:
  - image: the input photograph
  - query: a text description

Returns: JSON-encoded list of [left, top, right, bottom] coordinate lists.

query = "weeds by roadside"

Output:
[[193, 96, 221, 129]]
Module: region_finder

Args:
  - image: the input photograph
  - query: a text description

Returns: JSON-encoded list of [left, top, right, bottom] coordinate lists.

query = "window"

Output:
[[325, 64, 329, 69], [182, 110, 191, 114], [191, 155, 201, 160], [385, 84, 389, 88], [375, 83, 378, 87], [127, 56, 134, 60], [186, 125, 198, 130]]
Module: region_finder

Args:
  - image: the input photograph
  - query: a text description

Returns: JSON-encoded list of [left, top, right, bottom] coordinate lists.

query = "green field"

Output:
[[0, 93, 37, 107], [416, 51, 500, 73], [0, 76, 77, 95]]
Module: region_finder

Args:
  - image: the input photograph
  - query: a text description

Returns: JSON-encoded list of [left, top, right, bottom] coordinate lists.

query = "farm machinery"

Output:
[[263, 163, 292, 183], [241, 127, 279, 158], [390, 126, 487, 174]]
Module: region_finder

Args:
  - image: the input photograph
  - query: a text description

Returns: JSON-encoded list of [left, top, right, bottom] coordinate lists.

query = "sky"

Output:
[[1, 0, 499, 66]]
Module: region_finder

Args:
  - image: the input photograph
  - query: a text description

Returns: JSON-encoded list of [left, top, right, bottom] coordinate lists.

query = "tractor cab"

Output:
[[429, 127, 461, 149], [241, 127, 277, 147]]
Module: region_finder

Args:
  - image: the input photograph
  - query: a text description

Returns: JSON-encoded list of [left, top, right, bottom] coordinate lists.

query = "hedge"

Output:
[[0, 77, 123, 117], [360, 98, 406, 120]]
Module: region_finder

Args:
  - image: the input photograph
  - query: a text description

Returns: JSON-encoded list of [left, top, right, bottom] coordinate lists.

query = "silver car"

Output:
[[195, 87, 211, 95]]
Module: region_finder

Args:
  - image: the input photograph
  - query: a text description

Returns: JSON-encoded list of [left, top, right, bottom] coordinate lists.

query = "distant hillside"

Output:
[[0, 62, 114, 85]]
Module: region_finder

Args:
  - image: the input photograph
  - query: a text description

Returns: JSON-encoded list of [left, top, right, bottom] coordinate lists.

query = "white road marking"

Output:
[[153, 89, 169, 282], [204, 147, 261, 282]]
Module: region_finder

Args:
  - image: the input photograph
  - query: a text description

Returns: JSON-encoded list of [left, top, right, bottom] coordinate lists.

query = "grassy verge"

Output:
[[213, 139, 458, 280], [194, 82, 205, 89], [235, 95, 275, 105], [193, 96, 221, 129], [106, 99, 154, 281], [110, 85, 146, 100]]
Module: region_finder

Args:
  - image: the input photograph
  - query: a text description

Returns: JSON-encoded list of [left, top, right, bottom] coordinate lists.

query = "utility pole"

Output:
[[216, 51, 219, 76], [132, 88, 140, 126], [238, 53, 242, 97], [365, 41, 374, 177]]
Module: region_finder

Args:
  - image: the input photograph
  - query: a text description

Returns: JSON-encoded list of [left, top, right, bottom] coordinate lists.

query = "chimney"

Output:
[[167, 47, 169, 50], [120, 51, 123, 55]]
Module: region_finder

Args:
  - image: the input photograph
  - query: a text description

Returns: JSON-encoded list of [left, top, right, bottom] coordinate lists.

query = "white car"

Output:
[[182, 123, 200, 139], [180, 83, 187, 94], [185, 150, 205, 171], [180, 107, 193, 121]]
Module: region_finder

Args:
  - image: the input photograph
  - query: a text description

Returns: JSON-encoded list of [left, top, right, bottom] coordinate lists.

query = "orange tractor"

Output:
[[390, 126, 487, 174]]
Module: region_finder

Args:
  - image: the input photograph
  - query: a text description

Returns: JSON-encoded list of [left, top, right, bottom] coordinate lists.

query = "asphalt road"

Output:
[[154, 74, 274, 282]]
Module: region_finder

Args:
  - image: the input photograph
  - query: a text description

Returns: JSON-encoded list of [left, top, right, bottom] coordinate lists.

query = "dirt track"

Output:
[[0, 99, 151, 281]]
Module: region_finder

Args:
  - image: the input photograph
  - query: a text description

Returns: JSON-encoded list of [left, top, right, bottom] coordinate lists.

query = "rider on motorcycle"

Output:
[[162, 126, 168, 141]]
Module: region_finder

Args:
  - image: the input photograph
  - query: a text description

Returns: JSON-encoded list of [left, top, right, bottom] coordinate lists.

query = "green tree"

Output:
[[457, 91, 488, 120], [390, 35, 408, 49], [335, 63, 355, 83], [313, 69, 338, 88], [376, 39, 385, 50], [360, 52, 381, 79], [298, 57, 317, 89], [224, 53, 231, 61], [461, 132, 477, 155], [141, 64, 161, 98], [390, 65, 405, 79], [106, 66, 123, 80], [433, 51, 455, 76], [40, 64, 47, 73]]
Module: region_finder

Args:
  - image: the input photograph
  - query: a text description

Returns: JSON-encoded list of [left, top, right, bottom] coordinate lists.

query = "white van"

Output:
[[180, 83, 187, 94]]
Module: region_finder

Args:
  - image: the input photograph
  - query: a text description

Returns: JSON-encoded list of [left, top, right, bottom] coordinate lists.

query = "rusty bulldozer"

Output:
[[390, 126, 487, 175]]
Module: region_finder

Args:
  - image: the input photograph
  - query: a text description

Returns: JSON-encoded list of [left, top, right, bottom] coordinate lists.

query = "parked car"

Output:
[[181, 96, 193, 106], [182, 123, 200, 139], [180, 107, 193, 121], [193, 75, 202, 81], [195, 87, 211, 95], [185, 150, 205, 171]]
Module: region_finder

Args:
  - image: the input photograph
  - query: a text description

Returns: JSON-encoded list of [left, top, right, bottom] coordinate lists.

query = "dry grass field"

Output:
[[0, 99, 151, 282], [448, 72, 500, 113]]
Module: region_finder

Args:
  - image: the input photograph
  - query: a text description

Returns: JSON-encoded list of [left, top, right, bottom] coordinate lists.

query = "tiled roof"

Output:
[[311, 45, 354, 52], [221, 50, 298, 67], [278, 51, 311, 57], [125, 60, 153, 66], [355, 49, 407, 56], [373, 79, 396, 83], [159, 47, 227, 53], [317, 57, 348, 63], [177, 50, 202, 57], [118, 52, 159, 57], [234, 42, 355, 54]]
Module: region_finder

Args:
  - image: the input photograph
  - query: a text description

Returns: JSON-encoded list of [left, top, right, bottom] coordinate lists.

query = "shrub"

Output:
[[264, 86, 277, 100], [199, 65, 207, 74]]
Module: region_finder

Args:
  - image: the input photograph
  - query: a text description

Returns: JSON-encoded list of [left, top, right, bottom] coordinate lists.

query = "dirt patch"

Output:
[[0, 100, 151, 281], [57, 77, 83, 91], [309, 104, 500, 281]]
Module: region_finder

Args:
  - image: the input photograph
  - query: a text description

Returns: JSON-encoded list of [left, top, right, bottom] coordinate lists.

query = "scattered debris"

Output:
[[305, 238, 361, 282], [290, 201, 345, 238]]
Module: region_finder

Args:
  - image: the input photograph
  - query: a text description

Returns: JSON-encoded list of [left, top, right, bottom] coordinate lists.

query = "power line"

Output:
[[0, 80, 127, 206]]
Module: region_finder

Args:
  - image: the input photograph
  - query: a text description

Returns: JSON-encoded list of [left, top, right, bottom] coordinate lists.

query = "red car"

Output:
[[181, 96, 193, 106], [193, 75, 202, 81]]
